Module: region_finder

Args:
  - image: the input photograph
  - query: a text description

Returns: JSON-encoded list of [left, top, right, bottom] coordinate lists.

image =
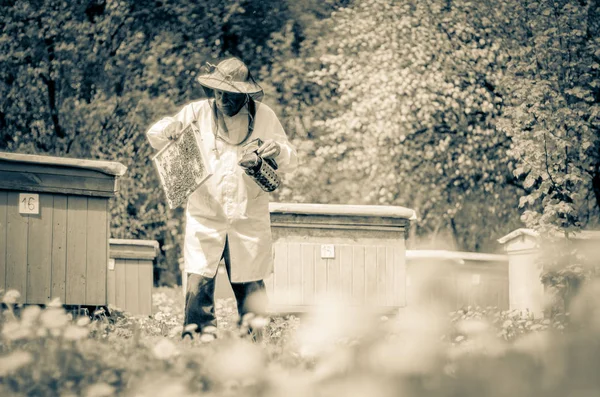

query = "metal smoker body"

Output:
[[238, 138, 281, 192]]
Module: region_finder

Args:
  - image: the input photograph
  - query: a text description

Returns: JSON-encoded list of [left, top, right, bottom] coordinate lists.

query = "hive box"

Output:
[[405, 250, 509, 310], [0, 152, 126, 306], [498, 228, 600, 316], [108, 239, 159, 316], [265, 203, 416, 312]]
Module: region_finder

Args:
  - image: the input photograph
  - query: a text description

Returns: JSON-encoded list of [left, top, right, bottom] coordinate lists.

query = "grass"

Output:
[[0, 280, 599, 397]]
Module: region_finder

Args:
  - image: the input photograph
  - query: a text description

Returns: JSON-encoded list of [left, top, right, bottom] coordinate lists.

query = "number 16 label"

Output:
[[19, 193, 39, 215]]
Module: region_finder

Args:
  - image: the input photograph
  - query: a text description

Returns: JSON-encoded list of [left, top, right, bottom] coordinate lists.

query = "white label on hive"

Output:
[[19, 193, 39, 215], [321, 244, 335, 259], [108, 259, 116, 271], [472, 274, 481, 285]]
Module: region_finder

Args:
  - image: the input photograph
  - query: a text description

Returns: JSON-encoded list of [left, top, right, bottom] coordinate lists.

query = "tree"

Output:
[[493, 0, 600, 236]]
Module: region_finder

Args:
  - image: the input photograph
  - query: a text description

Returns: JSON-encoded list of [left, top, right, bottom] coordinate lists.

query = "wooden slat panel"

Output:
[[115, 259, 127, 310], [376, 246, 387, 306], [51, 195, 68, 302], [0, 191, 7, 292], [66, 196, 87, 304], [107, 259, 116, 307], [6, 192, 28, 303], [314, 244, 327, 301], [352, 246, 365, 305], [273, 242, 288, 305], [326, 247, 341, 302], [301, 244, 315, 305], [365, 246, 377, 306], [287, 243, 302, 305], [385, 246, 395, 306], [138, 260, 153, 316], [85, 198, 107, 305], [125, 259, 140, 314], [26, 194, 53, 304], [394, 244, 406, 306], [340, 245, 353, 302]]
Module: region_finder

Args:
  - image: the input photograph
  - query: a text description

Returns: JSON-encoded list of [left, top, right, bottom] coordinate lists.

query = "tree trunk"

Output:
[[592, 167, 600, 212]]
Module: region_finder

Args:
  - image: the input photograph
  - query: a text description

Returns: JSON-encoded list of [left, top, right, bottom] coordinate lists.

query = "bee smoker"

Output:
[[238, 138, 281, 192]]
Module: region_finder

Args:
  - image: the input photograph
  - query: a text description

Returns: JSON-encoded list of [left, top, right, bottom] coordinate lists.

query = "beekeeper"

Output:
[[146, 57, 298, 340]]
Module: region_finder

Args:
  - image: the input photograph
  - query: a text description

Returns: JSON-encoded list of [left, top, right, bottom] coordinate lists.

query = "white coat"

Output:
[[147, 99, 298, 282]]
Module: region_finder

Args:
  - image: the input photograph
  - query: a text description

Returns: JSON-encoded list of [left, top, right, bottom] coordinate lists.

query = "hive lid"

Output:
[[497, 228, 600, 244], [0, 152, 127, 177], [269, 202, 417, 220], [406, 250, 508, 263], [109, 239, 160, 260]]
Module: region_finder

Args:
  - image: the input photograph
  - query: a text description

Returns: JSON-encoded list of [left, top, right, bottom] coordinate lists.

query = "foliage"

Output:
[[266, 0, 525, 251], [449, 305, 568, 344], [492, 0, 600, 235], [2, 281, 600, 396]]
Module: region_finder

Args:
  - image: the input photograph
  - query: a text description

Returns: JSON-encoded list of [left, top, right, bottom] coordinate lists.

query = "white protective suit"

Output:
[[147, 99, 298, 282]]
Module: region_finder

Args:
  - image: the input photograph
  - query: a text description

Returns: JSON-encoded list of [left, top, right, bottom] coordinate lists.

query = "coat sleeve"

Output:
[[146, 101, 204, 151], [264, 108, 298, 174]]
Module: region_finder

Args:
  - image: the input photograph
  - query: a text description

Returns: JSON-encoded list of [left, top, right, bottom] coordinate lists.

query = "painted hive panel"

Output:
[[65, 196, 87, 305], [6, 192, 28, 303], [26, 194, 53, 303], [86, 198, 108, 305]]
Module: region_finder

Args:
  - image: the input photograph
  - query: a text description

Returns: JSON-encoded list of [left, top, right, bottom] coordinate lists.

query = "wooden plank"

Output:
[[326, 246, 340, 302], [65, 196, 87, 305], [5, 192, 29, 303], [51, 195, 68, 302], [107, 259, 116, 307], [365, 246, 378, 306], [85, 197, 108, 305], [340, 245, 353, 302], [385, 245, 395, 306], [125, 259, 140, 314], [115, 259, 127, 310], [352, 246, 365, 305], [138, 260, 153, 315], [0, 170, 117, 197], [287, 243, 302, 305], [273, 242, 288, 305], [376, 246, 387, 306], [26, 194, 53, 304], [394, 243, 406, 306], [314, 244, 327, 301], [301, 244, 315, 305], [0, 191, 7, 292]]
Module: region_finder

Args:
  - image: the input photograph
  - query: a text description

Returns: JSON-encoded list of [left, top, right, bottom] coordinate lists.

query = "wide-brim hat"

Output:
[[197, 57, 263, 95]]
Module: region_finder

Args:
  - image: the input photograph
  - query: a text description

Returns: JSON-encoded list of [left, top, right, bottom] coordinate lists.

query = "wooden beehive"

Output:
[[405, 250, 509, 310], [266, 203, 416, 312], [0, 152, 126, 306], [498, 228, 600, 316], [108, 239, 159, 315]]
